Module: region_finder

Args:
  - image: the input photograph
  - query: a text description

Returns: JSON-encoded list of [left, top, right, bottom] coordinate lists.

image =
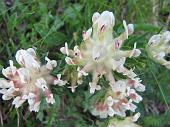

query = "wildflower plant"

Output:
[[0, 48, 66, 112], [60, 10, 145, 122], [147, 31, 170, 69]]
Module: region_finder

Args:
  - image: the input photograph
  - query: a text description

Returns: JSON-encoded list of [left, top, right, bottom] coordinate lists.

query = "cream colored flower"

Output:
[[60, 10, 141, 93], [0, 48, 64, 112], [91, 78, 144, 118], [147, 31, 170, 69]]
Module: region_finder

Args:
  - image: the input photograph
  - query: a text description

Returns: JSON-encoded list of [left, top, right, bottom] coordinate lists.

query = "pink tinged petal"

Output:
[[68, 85, 78, 93], [35, 78, 48, 91], [27, 93, 36, 105], [0, 79, 11, 88], [132, 112, 140, 122], [129, 89, 143, 103], [12, 96, 26, 108], [46, 94, 55, 104], [129, 43, 141, 58], [17, 68, 31, 83], [54, 74, 67, 86], [97, 11, 115, 33], [114, 39, 122, 49], [9, 81, 19, 91], [112, 57, 126, 70], [117, 66, 137, 79], [122, 101, 131, 110], [116, 109, 126, 117], [112, 80, 126, 93], [148, 35, 161, 47], [2, 60, 17, 78], [127, 24, 134, 35], [65, 57, 75, 65], [27, 48, 36, 57], [45, 57, 57, 70], [60, 42, 70, 56], [0, 89, 14, 100], [134, 83, 145, 92], [82, 28, 92, 40], [77, 67, 88, 78], [29, 101, 41, 112], [15, 49, 40, 70], [129, 102, 137, 112], [92, 12, 100, 23], [123, 20, 128, 39]]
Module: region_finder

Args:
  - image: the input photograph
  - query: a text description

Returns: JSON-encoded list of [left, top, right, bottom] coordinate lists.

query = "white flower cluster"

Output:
[[60, 11, 141, 94], [91, 78, 144, 118], [147, 31, 170, 69], [60, 10, 145, 121], [0, 48, 66, 112]]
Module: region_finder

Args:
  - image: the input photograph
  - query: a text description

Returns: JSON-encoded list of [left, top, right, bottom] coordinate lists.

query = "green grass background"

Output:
[[0, 0, 170, 127]]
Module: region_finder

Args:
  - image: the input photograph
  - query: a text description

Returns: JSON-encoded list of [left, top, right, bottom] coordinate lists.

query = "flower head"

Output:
[[0, 48, 66, 112], [147, 31, 170, 69], [61, 10, 141, 93], [91, 78, 144, 118], [60, 10, 144, 120]]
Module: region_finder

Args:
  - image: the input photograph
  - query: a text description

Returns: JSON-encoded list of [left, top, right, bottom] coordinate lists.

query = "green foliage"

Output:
[[0, 0, 170, 127]]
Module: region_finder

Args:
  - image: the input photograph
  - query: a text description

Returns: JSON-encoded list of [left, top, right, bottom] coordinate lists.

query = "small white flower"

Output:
[[60, 42, 69, 56], [17, 68, 30, 83], [68, 85, 78, 93], [83, 28, 92, 40], [112, 80, 126, 93], [77, 67, 88, 78], [29, 101, 41, 112], [89, 82, 101, 94], [46, 94, 55, 104], [92, 12, 100, 23], [107, 107, 115, 117], [45, 57, 57, 70], [129, 89, 143, 103], [35, 78, 48, 91], [54, 74, 67, 86], [15, 48, 40, 70], [0, 78, 11, 88], [65, 57, 75, 65], [147, 31, 170, 68], [2, 60, 17, 78], [132, 112, 140, 122], [12, 96, 26, 108], [106, 96, 114, 106]]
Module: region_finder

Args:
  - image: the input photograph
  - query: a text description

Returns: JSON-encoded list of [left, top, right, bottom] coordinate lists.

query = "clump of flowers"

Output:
[[91, 78, 144, 118], [60, 10, 145, 122], [0, 48, 66, 112], [147, 31, 170, 69], [61, 11, 141, 93]]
